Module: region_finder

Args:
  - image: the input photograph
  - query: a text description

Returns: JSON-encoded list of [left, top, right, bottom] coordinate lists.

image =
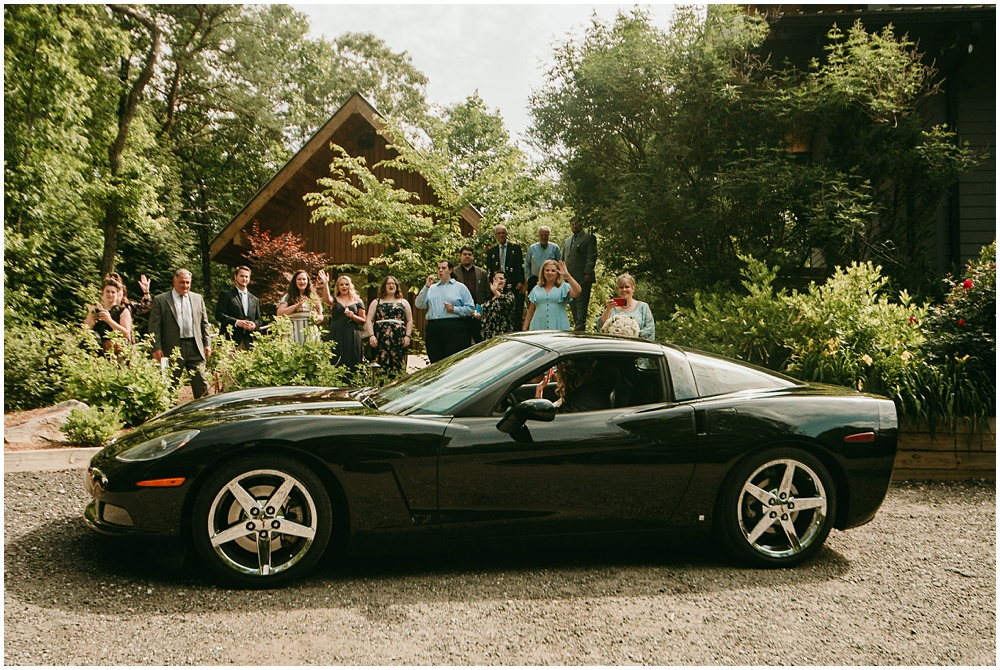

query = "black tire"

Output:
[[716, 447, 836, 568], [191, 455, 333, 587]]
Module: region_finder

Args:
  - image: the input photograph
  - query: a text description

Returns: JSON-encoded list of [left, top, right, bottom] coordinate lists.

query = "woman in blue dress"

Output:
[[523, 259, 581, 331]]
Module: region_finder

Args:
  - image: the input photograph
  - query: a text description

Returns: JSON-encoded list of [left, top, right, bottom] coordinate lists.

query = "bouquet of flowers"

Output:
[[601, 313, 640, 337]]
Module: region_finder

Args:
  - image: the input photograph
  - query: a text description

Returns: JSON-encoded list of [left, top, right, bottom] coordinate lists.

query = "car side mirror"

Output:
[[497, 398, 556, 433]]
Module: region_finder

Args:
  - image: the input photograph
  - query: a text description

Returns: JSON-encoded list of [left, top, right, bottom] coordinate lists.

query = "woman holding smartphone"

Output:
[[596, 273, 655, 340], [82, 276, 133, 352]]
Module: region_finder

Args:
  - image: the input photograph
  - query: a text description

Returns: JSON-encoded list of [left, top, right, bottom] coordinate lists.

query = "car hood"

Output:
[[110, 386, 379, 451]]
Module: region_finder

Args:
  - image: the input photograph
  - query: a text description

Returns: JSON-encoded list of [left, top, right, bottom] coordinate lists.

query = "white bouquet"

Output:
[[601, 313, 639, 337]]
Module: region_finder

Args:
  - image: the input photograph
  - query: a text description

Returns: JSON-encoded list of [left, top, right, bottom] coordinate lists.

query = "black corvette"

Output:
[[85, 331, 898, 586]]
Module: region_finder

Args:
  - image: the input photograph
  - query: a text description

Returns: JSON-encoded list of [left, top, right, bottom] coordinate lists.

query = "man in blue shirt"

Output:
[[524, 225, 562, 294], [415, 260, 475, 362]]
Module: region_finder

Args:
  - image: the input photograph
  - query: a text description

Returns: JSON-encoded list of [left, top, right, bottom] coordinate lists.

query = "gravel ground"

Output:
[[3, 470, 995, 665]]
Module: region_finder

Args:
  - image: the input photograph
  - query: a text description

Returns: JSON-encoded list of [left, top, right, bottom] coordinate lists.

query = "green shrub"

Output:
[[210, 317, 361, 391], [660, 257, 792, 367], [920, 241, 996, 385], [62, 406, 123, 447], [783, 261, 926, 395], [4, 319, 96, 412], [59, 333, 177, 426]]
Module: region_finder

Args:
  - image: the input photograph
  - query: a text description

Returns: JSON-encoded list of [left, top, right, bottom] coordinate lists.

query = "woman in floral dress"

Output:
[[523, 260, 581, 331], [480, 270, 515, 339], [276, 269, 323, 344], [363, 275, 413, 374], [595, 273, 655, 340]]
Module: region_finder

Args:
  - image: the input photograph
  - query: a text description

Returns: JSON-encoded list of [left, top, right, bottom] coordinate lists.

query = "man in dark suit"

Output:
[[486, 224, 526, 325], [215, 265, 262, 350], [453, 246, 490, 343], [149, 268, 212, 398], [562, 218, 598, 331]]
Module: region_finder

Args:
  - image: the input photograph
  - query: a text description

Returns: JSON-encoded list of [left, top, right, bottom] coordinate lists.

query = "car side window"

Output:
[[687, 351, 797, 397], [500, 355, 667, 414]]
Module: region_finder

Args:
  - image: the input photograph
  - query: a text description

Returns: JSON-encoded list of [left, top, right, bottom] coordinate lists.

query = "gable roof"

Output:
[[210, 92, 480, 261]]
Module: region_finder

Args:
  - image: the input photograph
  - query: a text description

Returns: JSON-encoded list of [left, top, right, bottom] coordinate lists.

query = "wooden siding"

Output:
[[954, 16, 997, 267]]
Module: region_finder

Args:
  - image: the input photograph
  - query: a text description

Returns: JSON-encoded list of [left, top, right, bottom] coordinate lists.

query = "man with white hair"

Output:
[[149, 269, 212, 398], [486, 224, 525, 323], [524, 224, 562, 295]]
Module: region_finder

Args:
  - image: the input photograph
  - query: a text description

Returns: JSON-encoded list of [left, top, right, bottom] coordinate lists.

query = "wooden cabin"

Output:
[[210, 93, 481, 338]]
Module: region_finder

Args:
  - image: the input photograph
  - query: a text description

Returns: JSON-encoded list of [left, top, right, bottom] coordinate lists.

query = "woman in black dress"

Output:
[[363, 275, 413, 375], [82, 276, 133, 353], [480, 270, 515, 339], [318, 270, 365, 367]]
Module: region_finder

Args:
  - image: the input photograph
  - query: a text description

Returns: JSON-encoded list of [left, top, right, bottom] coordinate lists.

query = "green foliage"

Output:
[[59, 335, 177, 427], [661, 257, 794, 368], [305, 145, 468, 290], [783, 262, 925, 395], [3, 321, 95, 412], [62, 406, 123, 447], [920, 241, 996, 384], [529, 6, 979, 303], [4, 4, 437, 321], [210, 318, 363, 391], [662, 254, 995, 427]]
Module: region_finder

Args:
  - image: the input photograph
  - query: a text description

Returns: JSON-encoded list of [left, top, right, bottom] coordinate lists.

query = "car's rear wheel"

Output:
[[191, 455, 332, 587], [716, 448, 836, 568]]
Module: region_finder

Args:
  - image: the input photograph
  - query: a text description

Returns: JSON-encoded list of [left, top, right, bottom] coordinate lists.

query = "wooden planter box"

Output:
[[892, 417, 996, 481]]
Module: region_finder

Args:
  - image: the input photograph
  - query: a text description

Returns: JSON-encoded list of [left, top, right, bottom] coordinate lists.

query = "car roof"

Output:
[[499, 330, 671, 357]]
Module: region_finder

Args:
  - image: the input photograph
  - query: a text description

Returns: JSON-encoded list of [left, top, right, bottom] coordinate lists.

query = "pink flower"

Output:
[[958, 319, 966, 326], [963, 280, 973, 289]]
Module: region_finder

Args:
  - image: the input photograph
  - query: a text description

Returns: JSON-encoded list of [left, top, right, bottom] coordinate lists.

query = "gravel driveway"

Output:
[[4, 470, 995, 665]]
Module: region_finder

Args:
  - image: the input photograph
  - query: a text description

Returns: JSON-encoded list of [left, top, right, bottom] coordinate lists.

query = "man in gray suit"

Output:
[[149, 268, 213, 398], [562, 218, 598, 331]]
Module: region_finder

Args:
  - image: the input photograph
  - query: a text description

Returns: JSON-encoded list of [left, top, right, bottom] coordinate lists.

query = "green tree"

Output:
[[530, 6, 977, 305]]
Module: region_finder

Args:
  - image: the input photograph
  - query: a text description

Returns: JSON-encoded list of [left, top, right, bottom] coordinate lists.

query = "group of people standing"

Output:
[[81, 217, 651, 398]]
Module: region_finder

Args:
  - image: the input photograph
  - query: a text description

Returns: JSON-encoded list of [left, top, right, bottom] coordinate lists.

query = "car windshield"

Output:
[[372, 338, 547, 415]]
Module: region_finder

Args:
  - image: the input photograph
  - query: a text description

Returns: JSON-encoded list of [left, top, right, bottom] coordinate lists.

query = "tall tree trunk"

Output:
[[101, 4, 161, 277]]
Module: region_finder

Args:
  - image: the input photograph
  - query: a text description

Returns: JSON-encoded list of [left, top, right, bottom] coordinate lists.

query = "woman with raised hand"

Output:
[[363, 275, 413, 374], [318, 270, 366, 367], [523, 259, 581, 331], [480, 270, 515, 339]]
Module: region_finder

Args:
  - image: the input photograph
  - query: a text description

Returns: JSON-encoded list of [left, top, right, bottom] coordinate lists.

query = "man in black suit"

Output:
[[149, 269, 212, 398], [563, 218, 598, 331], [215, 265, 262, 350], [486, 224, 526, 325]]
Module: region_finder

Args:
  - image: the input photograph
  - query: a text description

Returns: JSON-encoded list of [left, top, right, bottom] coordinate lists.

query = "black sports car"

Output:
[[85, 331, 897, 586]]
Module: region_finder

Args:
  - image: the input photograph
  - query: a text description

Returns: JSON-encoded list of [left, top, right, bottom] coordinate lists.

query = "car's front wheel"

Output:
[[716, 448, 836, 568], [191, 455, 332, 587]]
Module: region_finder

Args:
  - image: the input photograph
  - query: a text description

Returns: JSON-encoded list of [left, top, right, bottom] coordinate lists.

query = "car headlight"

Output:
[[117, 430, 199, 462]]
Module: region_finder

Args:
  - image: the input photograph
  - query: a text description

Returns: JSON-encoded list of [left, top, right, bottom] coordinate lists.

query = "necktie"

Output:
[[240, 291, 248, 316], [500, 245, 506, 269], [180, 295, 193, 337]]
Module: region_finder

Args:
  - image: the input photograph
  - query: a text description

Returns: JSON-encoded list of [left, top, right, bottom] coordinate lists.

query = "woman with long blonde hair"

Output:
[[318, 270, 366, 367], [523, 259, 581, 331]]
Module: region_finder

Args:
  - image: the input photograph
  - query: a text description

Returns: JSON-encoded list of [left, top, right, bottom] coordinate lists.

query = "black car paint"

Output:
[[85, 333, 897, 563]]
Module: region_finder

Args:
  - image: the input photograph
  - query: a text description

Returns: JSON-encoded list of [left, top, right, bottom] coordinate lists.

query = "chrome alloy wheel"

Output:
[[737, 457, 828, 560], [206, 468, 319, 577]]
